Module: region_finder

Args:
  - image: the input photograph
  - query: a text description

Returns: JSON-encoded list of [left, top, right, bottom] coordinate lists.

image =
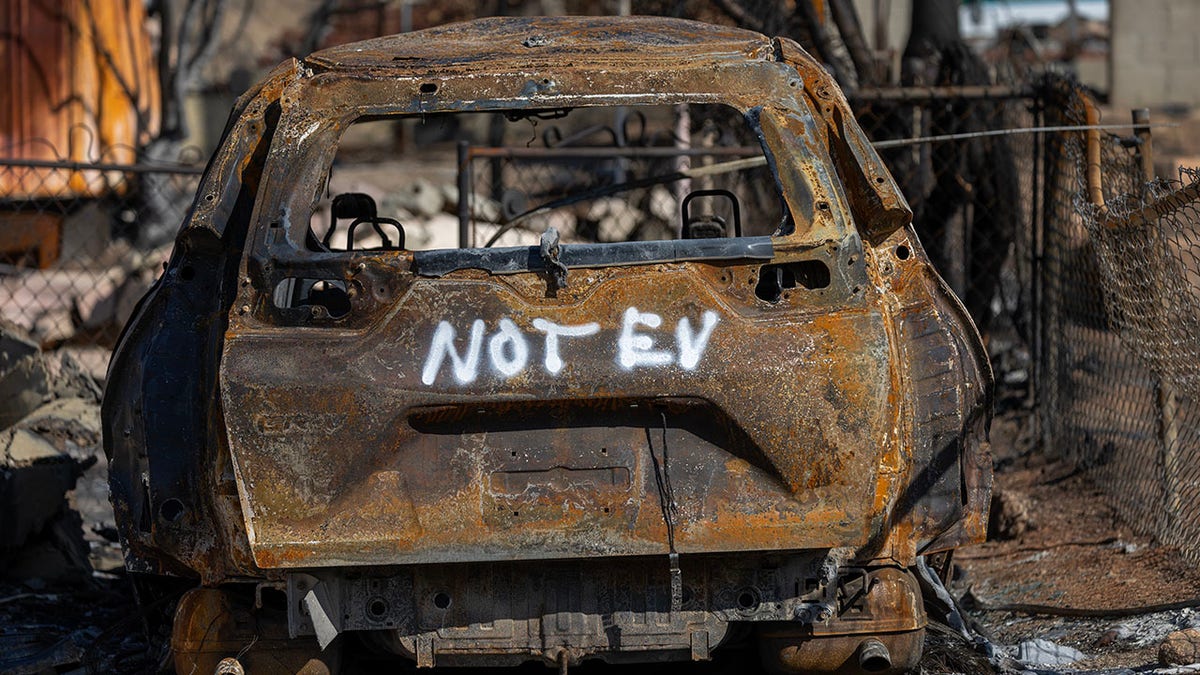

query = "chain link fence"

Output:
[[454, 103, 783, 251], [1037, 79, 1200, 563], [457, 143, 776, 248], [854, 89, 1036, 342], [0, 156, 201, 377]]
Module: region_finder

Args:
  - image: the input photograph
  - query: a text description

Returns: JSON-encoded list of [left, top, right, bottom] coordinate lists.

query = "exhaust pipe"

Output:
[[858, 638, 892, 673]]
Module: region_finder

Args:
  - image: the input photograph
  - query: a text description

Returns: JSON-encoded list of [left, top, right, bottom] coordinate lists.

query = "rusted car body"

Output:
[[102, 16, 992, 674]]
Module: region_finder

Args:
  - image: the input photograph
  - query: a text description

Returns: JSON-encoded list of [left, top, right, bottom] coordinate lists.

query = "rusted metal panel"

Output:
[[222, 272, 892, 568], [0, 0, 159, 198]]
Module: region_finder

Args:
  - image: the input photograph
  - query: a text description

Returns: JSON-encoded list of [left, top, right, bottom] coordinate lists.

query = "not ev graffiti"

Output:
[[420, 307, 720, 385]]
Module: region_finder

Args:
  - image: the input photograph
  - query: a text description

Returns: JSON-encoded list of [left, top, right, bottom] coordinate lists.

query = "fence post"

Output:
[[1132, 108, 1155, 183], [1037, 97, 1071, 458], [1029, 101, 1044, 444], [1133, 108, 1182, 533], [457, 140, 472, 248]]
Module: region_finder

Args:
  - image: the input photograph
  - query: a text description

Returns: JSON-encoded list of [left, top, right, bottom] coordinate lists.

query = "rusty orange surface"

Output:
[[185, 17, 992, 572], [0, 0, 158, 197], [101, 17, 994, 672]]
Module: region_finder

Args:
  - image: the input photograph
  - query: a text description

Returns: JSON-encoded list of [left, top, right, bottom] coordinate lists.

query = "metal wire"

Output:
[[870, 123, 1180, 150]]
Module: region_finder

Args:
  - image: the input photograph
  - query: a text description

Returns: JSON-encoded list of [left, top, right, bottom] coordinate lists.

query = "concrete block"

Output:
[[1160, 36, 1200, 67], [1166, 65, 1200, 106], [1139, 35, 1168, 63], [1111, 31, 1139, 65], [1165, 1, 1200, 28], [0, 429, 77, 551], [1112, 0, 1169, 36], [1076, 59, 1109, 94], [1111, 64, 1170, 107]]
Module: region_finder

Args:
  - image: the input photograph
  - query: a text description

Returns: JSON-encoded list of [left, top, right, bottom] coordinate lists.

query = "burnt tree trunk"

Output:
[[903, 0, 962, 71], [890, 1, 1018, 334]]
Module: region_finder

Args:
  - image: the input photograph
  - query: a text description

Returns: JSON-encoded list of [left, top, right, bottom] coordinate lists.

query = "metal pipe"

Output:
[[461, 146, 757, 160], [858, 638, 892, 672], [1083, 97, 1106, 211], [849, 84, 1030, 102], [1029, 104, 1044, 441], [1107, 180, 1200, 230], [873, 122, 1178, 149], [0, 157, 204, 174], [1132, 107, 1154, 183], [457, 140, 472, 248]]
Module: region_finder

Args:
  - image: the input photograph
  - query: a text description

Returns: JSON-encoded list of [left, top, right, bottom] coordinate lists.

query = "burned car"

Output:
[[103, 16, 991, 675]]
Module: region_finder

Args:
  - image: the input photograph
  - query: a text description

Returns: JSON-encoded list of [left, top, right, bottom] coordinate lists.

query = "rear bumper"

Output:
[[279, 554, 924, 668]]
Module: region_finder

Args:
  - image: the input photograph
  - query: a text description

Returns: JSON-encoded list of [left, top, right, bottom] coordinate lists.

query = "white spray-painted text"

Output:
[[420, 308, 720, 385]]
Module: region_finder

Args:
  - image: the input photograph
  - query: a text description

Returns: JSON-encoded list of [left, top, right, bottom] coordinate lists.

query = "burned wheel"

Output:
[[171, 586, 339, 675]]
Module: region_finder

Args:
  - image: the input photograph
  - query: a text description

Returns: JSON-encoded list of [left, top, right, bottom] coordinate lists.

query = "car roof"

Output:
[[304, 15, 776, 76]]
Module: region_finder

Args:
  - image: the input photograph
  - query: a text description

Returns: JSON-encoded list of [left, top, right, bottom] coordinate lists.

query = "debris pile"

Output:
[[0, 322, 143, 673], [0, 322, 107, 581]]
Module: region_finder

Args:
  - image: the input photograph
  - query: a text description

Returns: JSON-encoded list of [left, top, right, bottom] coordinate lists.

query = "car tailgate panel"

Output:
[[219, 264, 894, 569]]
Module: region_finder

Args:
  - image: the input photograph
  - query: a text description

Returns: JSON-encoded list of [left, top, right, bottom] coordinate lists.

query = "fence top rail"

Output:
[[849, 85, 1033, 102], [871, 123, 1174, 150], [464, 146, 761, 160], [0, 157, 205, 175]]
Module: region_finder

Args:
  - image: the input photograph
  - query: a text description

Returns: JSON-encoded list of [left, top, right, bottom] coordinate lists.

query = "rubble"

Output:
[[1016, 638, 1087, 667], [0, 322, 133, 673], [586, 196, 644, 241], [0, 322, 105, 582], [0, 629, 99, 675], [75, 244, 172, 342], [1161, 629, 1200, 666], [0, 326, 50, 428], [407, 213, 465, 250], [386, 177, 445, 217], [1112, 610, 1200, 649]]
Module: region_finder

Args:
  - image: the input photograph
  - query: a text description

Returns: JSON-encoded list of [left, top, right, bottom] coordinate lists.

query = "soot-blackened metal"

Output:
[[101, 16, 992, 673]]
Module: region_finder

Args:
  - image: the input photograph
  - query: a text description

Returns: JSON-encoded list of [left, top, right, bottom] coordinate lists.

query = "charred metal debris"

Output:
[[102, 16, 992, 674]]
